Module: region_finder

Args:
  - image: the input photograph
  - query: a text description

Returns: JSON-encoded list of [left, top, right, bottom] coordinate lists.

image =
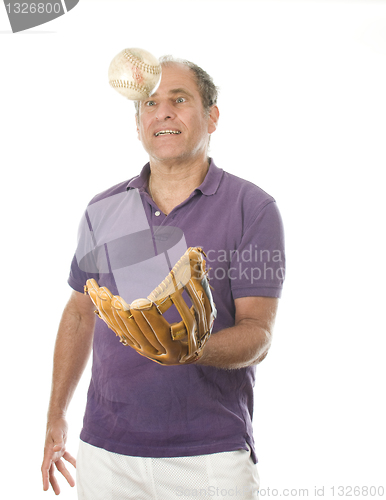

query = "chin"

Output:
[[150, 148, 187, 162]]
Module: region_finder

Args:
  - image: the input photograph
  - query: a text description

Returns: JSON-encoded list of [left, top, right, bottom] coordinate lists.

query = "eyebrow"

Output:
[[169, 88, 194, 97], [150, 88, 194, 99]]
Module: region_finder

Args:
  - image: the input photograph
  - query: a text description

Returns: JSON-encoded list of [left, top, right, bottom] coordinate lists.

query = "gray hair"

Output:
[[134, 55, 219, 116]]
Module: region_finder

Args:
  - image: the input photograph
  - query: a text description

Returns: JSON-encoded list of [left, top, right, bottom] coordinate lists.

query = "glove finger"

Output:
[[86, 279, 113, 311], [96, 287, 119, 331], [129, 307, 168, 354], [133, 310, 187, 364], [115, 302, 186, 364], [85, 279, 101, 309], [112, 301, 161, 356], [110, 296, 142, 349], [85, 280, 121, 334]]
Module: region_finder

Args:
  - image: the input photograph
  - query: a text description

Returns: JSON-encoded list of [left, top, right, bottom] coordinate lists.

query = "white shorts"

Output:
[[76, 440, 260, 499]]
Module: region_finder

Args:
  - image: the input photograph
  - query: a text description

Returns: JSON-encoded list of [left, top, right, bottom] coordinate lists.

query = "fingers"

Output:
[[55, 456, 76, 488], [42, 460, 61, 494], [41, 442, 63, 492], [42, 451, 76, 494], [41, 462, 50, 492], [49, 463, 61, 495], [42, 422, 76, 494], [63, 450, 77, 469]]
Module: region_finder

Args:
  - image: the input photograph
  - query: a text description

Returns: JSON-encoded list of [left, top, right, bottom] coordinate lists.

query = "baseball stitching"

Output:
[[109, 79, 150, 97], [123, 49, 162, 75]]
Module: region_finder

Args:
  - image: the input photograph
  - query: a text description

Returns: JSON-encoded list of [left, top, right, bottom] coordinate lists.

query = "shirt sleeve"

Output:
[[68, 254, 100, 293], [67, 209, 100, 293], [230, 200, 285, 299]]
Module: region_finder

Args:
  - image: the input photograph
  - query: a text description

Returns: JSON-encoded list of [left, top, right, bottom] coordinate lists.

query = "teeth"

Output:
[[155, 130, 181, 136]]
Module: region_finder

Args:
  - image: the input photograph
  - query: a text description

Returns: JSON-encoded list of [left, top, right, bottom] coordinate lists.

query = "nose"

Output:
[[155, 100, 176, 121]]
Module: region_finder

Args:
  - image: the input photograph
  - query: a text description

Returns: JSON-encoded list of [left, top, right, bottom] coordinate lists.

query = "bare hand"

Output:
[[41, 418, 76, 495]]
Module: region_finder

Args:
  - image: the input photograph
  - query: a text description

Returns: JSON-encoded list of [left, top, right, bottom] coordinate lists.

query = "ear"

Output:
[[208, 105, 220, 135], [135, 113, 141, 140]]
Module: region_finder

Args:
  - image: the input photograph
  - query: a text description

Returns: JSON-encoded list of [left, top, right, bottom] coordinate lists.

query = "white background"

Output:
[[1, 0, 385, 498]]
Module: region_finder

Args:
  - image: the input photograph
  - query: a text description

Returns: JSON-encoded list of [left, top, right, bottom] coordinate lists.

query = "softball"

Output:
[[108, 48, 162, 101]]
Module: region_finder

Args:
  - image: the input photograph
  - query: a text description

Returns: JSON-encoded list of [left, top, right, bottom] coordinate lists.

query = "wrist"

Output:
[[47, 408, 67, 422]]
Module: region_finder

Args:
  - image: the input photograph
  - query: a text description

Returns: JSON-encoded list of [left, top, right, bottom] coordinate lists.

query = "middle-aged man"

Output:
[[42, 55, 285, 499]]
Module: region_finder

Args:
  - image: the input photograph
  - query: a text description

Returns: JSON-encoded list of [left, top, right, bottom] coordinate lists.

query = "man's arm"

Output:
[[41, 290, 95, 495], [197, 296, 278, 369]]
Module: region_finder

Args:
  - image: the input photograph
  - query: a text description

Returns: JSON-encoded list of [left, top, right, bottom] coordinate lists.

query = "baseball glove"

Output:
[[84, 247, 216, 365]]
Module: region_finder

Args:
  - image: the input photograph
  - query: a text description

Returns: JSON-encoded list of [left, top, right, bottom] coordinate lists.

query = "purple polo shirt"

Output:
[[68, 159, 285, 463]]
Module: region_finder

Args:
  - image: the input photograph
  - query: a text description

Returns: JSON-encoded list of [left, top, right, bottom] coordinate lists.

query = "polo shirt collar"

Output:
[[126, 158, 223, 196]]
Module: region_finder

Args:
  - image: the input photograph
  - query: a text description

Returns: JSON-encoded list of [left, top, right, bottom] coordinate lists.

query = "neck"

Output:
[[148, 157, 210, 215]]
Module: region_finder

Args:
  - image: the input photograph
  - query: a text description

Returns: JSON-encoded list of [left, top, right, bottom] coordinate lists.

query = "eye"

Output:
[[176, 97, 186, 103], [145, 100, 156, 107]]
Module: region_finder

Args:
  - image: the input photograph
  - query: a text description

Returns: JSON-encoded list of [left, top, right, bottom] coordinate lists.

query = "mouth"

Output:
[[154, 130, 182, 137]]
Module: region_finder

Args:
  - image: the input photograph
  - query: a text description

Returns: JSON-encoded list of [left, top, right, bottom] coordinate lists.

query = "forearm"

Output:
[[47, 292, 95, 420], [197, 319, 272, 370]]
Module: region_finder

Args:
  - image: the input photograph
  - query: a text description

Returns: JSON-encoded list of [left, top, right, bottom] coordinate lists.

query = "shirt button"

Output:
[[154, 211, 161, 216]]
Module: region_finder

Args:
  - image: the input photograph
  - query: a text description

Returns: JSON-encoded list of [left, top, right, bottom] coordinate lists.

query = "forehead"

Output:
[[152, 63, 199, 97]]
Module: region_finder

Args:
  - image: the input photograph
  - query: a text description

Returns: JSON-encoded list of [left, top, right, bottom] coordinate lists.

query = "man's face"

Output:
[[136, 64, 219, 166]]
